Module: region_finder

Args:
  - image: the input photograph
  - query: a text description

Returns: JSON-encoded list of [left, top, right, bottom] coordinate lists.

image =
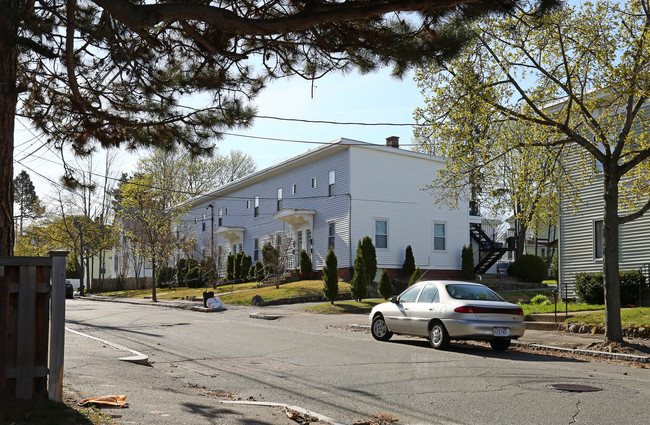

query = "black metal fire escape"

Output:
[[469, 223, 511, 274]]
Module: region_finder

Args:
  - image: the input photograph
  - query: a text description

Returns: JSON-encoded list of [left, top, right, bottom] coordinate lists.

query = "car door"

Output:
[[407, 284, 440, 336], [384, 285, 422, 334]]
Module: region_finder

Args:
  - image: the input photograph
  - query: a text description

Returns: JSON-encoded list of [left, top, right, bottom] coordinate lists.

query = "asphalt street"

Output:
[[63, 298, 650, 425]]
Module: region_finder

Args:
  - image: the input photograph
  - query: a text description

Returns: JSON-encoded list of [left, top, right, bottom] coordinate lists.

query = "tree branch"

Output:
[[619, 197, 650, 225]]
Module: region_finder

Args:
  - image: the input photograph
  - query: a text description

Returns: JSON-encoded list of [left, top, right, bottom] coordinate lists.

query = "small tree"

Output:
[[401, 245, 416, 281], [262, 242, 281, 288], [185, 266, 204, 288], [461, 245, 475, 280], [234, 252, 244, 280], [201, 257, 217, 288], [378, 269, 394, 300], [323, 248, 339, 305], [176, 258, 189, 287], [241, 255, 253, 281], [300, 250, 313, 279], [350, 242, 367, 302], [361, 236, 377, 285], [226, 254, 235, 281], [156, 265, 176, 288], [409, 268, 422, 287], [253, 261, 264, 282]]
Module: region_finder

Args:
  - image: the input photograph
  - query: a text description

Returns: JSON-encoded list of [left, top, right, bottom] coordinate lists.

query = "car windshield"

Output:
[[445, 284, 504, 301]]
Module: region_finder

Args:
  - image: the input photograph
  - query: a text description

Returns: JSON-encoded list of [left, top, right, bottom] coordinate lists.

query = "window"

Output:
[[433, 222, 446, 251], [202, 214, 206, 232], [194, 217, 197, 225], [254, 238, 259, 262], [375, 220, 388, 249], [311, 177, 316, 188], [277, 187, 283, 211], [594, 219, 603, 260], [232, 244, 237, 254], [306, 229, 312, 253], [418, 285, 439, 303], [254, 196, 259, 217], [247, 200, 251, 209], [218, 208, 223, 226], [328, 222, 335, 250], [398, 285, 420, 303], [292, 184, 297, 194], [328, 170, 335, 197]]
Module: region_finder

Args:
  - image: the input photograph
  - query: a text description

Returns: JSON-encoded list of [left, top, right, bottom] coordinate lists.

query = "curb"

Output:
[[220, 400, 348, 425], [352, 324, 650, 364]]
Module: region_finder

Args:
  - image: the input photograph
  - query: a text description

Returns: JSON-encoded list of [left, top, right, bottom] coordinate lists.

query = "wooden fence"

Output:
[[0, 251, 68, 401]]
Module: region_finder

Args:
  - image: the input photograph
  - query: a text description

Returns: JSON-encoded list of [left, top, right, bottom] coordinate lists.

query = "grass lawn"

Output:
[[565, 307, 650, 327], [303, 299, 385, 314], [520, 302, 605, 316], [219, 280, 351, 305]]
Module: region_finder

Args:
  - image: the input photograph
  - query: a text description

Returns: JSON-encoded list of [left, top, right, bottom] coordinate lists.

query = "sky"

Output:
[[13, 67, 426, 201]]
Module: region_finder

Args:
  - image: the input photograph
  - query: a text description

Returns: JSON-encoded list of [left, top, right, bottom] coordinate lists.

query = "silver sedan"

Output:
[[369, 280, 525, 351]]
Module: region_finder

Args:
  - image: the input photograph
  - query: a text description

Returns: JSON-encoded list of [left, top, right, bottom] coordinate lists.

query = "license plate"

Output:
[[493, 327, 510, 337]]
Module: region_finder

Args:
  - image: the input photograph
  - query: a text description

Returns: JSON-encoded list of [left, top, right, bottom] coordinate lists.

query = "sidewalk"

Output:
[[84, 294, 650, 363]]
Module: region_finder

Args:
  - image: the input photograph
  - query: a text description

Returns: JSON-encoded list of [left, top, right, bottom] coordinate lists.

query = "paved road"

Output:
[[64, 299, 650, 425]]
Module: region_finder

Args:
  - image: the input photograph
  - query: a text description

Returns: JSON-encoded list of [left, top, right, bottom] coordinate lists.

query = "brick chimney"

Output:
[[386, 136, 399, 149]]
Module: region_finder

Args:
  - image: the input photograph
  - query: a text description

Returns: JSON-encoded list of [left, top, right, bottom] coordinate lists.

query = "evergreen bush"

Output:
[[408, 267, 422, 287], [226, 254, 235, 281], [350, 242, 367, 301], [234, 252, 244, 280], [156, 265, 176, 288], [378, 269, 393, 300], [401, 245, 415, 281], [240, 254, 252, 281], [185, 266, 204, 288], [461, 245, 475, 280], [510, 255, 547, 282], [361, 236, 377, 284], [299, 250, 313, 279], [323, 248, 339, 304], [575, 270, 646, 305]]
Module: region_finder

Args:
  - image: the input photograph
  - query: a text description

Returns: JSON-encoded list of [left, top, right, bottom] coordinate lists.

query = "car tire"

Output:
[[371, 315, 393, 341], [429, 322, 450, 350], [490, 339, 511, 352]]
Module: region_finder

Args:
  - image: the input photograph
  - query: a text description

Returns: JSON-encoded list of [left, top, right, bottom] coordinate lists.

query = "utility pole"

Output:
[[74, 220, 85, 296]]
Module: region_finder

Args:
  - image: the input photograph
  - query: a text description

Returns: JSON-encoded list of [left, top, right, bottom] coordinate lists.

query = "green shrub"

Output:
[[323, 248, 339, 304], [510, 255, 547, 282], [234, 252, 244, 280], [461, 245, 475, 280], [226, 254, 235, 281], [575, 270, 647, 305], [254, 261, 265, 281], [530, 294, 551, 305], [361, 236, 377, 284], [401, 245, 415, 281], [409, 267, 422, 287], [156, 265, 176, 288], [185, 266, 204, 288], [350, 241, 367, 301], [378, 269, 393, 300], [240, 254, 252, 281], [300, 250, 313, 279]]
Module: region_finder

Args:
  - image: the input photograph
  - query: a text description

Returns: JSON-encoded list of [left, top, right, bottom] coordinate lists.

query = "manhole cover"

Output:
[[549, 384, 603, 392]]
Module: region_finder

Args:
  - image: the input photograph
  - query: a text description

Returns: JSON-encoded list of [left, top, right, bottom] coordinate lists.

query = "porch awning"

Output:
[[216, 226, 245, 243], [273, 209, 315, 228]]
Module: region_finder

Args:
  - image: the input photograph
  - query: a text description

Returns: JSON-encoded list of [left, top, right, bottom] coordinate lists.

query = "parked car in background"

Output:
[[369, 280, 525, 351]]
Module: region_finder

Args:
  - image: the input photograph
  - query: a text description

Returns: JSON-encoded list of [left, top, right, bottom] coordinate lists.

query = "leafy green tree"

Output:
[[322, 248, 339, 305], [13, 170, 44, 237], [409, 268, 422, 287], [0, 0, 557, 256], [299, 250, 313, 280], [350, 242, 367, 302], [413, 0, 650, 343], [401, 245, 416, 281], [461, 245, 475, 280], [378, 269, 394, 300], [360, 236, 377, 285]]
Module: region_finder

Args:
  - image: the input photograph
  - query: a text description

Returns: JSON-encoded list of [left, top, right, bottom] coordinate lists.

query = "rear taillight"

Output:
[[454, 306, 523, 316], [454, 306, 489, 314]]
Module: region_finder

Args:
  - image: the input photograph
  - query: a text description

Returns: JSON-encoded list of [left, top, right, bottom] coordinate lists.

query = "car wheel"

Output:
[[429, 322, 450, 350], [371, 315, 393, 341], [490, 339, 511, 352]]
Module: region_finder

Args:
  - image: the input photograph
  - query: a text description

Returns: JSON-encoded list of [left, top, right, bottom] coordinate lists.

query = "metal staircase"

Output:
[[469, 223, 510, 274]]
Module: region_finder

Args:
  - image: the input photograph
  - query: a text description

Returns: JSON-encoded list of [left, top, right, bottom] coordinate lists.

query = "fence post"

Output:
[[48, 251, 68, 402]]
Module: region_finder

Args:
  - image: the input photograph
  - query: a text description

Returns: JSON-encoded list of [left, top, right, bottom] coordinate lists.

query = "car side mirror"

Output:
[[390, 296, 399, 304]]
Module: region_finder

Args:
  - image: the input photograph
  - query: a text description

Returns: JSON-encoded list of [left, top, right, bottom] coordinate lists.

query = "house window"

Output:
[[194, 217, 197, 225], [433, 222, 446, 251], [277, 187, 283, 211], [202, 214, 206, 232], [375, 220, 388, 249], [311, 177, 316, 188], [306, 229, 312, 253], [292, 184, 297, 194], [254, 196, 259, 217], [254, 238, 259, 262], [232, 244, 237, 254], [328, 170, 335, 197], [328, 222, 335, 250], [218, 208, 223, 226], [594, 219, 603, 260], [247, 200, 251, 209]]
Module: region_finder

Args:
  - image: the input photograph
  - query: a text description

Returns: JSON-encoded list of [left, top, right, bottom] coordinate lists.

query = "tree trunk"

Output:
[[0, 4, 18, 256], [151, 257, 157, 302], [603, 166, 623, 343]]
